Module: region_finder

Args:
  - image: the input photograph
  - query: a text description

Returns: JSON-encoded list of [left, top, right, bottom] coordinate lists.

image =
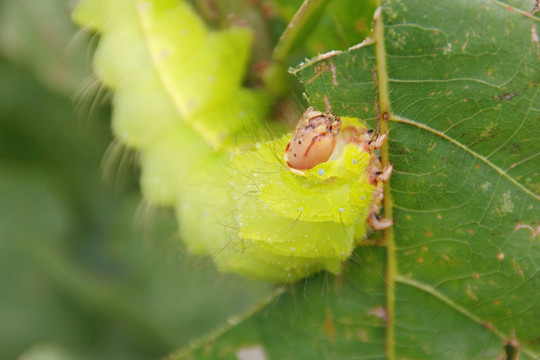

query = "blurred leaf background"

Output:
[[0, 0, 273, 359]]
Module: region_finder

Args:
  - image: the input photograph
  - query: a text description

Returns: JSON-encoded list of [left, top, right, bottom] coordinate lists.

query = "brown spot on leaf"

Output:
[[355, 19, 366, 33], [324, 308, 335, 342]]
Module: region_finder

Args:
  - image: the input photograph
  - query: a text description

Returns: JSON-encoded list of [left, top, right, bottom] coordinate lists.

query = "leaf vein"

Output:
[[389, 77, 508, 90], [394, 274, 540, 360], [391, 115, 540, 200], [491, 0, 540, 22]]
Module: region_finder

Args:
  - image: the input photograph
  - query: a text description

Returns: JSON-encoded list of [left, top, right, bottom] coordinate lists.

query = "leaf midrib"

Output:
[[373, 6, 396, 360]]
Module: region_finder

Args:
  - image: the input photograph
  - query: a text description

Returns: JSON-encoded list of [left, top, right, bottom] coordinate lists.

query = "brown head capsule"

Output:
[[285, 107, 341, 170]]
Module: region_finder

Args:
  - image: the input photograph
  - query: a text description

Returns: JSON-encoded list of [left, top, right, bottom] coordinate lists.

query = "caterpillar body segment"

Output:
[[73, 0, 391, 282]]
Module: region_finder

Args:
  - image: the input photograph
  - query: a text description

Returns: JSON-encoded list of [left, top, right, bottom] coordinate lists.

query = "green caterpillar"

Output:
[[73, 0, 385, 282]]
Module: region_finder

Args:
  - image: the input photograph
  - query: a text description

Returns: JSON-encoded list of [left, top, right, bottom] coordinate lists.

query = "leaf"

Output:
[[172, 0, 540, 358]]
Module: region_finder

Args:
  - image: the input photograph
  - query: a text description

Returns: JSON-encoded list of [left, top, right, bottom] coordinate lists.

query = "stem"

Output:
[[272, 0, 333, 64], [374, 5, 396, 360]]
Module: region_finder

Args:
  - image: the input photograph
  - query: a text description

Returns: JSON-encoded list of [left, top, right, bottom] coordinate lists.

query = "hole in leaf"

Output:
[[504, 339, 519, 360]]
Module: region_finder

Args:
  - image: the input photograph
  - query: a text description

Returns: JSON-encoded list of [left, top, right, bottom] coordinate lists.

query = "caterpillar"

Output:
[[73, 0, 391, 282]]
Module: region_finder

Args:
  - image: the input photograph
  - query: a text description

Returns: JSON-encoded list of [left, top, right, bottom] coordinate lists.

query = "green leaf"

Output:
[[173, 0, 539, 358]]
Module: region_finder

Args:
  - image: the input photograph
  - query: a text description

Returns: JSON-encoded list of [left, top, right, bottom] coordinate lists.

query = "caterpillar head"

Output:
[[285, 107, 341, 170]]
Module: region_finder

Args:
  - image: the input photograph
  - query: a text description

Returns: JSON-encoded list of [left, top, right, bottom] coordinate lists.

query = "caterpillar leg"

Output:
[[368, 131, 387, 152], [367, 185, 394, 230], [376, 163, 393, 183], [364, 130, 393, 231], [368, 213, 394, 230]]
